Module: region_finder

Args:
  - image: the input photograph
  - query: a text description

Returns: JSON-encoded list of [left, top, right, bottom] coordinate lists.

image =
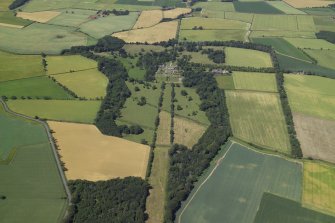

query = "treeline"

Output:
[[9, 0, 29, 9], [202, 48, 225, 64], [165, 65, 231, 222], [66, 177, 149, 223], [97, 9, 130, 16]]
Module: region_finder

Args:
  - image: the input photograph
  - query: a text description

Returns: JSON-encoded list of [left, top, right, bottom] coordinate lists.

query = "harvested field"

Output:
[[17, 11, 61, 23], [232, 72, 277, 92], [180, 17, 247, 30], [283, 0, 335, 8], [303, 49, 335, 70], [113, 21, 178, 43], [174, 116, 207, 149], [179, 29, 246, 42], [133, 10, 162, 29], [46, 55, 97, 75], [225, 47, 273, 68], [163, 8, 191, 19], [293, 113, 335, 163], [156, 111, 171, 146], [48, 121, 150, 181], [0, 11, 32, 26]]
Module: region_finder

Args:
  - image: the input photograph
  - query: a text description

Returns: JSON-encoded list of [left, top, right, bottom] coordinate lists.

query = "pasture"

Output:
[[284, 75, 335, 121], [113, 21, 178, 43], [224, 12, 253, 23], [177, 142, 302, 223], [251, 15, 315, 31], [162, 84, 172, 112], [283, 0, 335, 8], [232, 72, 277, 92], [180, 17, 247, 30], [225, 47, 273, 68], [0, 51, 44, 82], [191, 2, 235, 12], [266, 1, 305, 14], [48, 9, 97, 27], [285, 38, 335, 50], [250, 30, 316, 38], [0, 11, 32, 26], [0, 0, 12, 11], [46, 55, 97, 75], [48, 121, 150, 180], [0, 105, 66, 222], [0, 76, 73, 99], [233, 1, 283, 14], [163, 7, 191, 19], [7, 100, 100, 123], [123, 44, 165, 55], [314, 16, 335, 32], [215, 75, 235, 90], [226, 90, 291, 153], [117, 56, 146, 80], [17, 11, 61, 23], [303, 49, 335, 70], [156, 111, 171, 146], [133, 10, 162, 29], [179, 29, 246, 42]]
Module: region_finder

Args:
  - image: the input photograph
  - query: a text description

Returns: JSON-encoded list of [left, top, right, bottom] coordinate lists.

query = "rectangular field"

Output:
[[133, 9, 162, 29], [284, 38, 335, 50], [251, 15, 315, 31], [266, 1, 305, 14], [48, 9, 97, 27], [46, 55, 97, 75], [179, 29, 246, 42], [156, 111, 171, 146], [225, 47, 273, 68], [233, 1, 284, 14], [180, 17, 247, 30], [250, 30, 316, 38], [226, 90, 291, 153], [303, 49, 335, 70], [232, 72, 277, 92]]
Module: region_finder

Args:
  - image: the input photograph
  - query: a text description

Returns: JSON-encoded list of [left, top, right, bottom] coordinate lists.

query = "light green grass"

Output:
[[232, 72, 277, 92], [181, 51, 214, 65], [177, 142, 302, 223], [0, 11, 32, 26], [162, 84, 172, 112], [284, 74, 335, 121], [285, 38, 335, 50], [179, 29, 246, 42], [266, 1, 305, 15], [224, 12, 254, 23], [22, 0, 80, 12], [0, 76, 73, 99], [303, 49, 335, 70], [51, 69, 108, 99], [250, 30, 316, 38], [225, 47, 273, 68], [313, 16, 335, 32], [180, 17, 247, 30], [46, 55, 97, 75], [79, 12, 139, 39], [48, 9, 97, 27], [0, 51, 44, 82], [117, 56, 146, 80], [192, 2, 235, 12], [215, 75, 235, 90], [226, 90, 291, 153], [0, 105, 66, 222], [0, 0, 12, 11], [297, 15, 316, 31], [7, 100, 100, 123]]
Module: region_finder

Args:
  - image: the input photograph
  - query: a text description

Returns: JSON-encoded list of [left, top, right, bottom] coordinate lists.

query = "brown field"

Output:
[[173, 116, 207, 149], [48, 121, 150, 181], [17, 11, 61, 23], [293, 113, 335, 163], [156, 111, 171, 146], [133, 10, 163, 29], [283, 0, 335, 8], [113, 21, 178, 44], [163, 8, 191, 19]]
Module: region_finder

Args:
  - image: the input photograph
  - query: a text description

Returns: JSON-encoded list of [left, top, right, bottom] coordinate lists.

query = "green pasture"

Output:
[[191, 2, 235, 12], [284, 74, 335, 121], [22, 0, 80, 12], [0, 105, 66, 222], [0, 11, 32, 26], [179, 29, 246, 42], [0, 0, 13, 11], [48, 9, 97, 27], [0, 51, 44, 82], [117, 120, 154, 144], [161, 83, 172, 112], [226, 90, 291, 153], [79, 12, 139, 39], [181, 51, 215, 65], [225, 47, 273, 68], [180, 17, 247, 30], [297, 15, 316, 31], [250, 30, 316, 38], [0, 76, 73, 99], [215, 75, 235, 90], [266, 1, 305, 15], [178, 142, 302, 223], [116, 56, 145, 80], [254, 193, 335, 223], [123, 44, 166, 55], [233, 1, 283, 14], [285, 38, 335, 50], [224, 12, 253, 23], [46, 55, 97, 75], [303, 49, 335, 70], [302, 7, 335, 16], [7, 99, 100, 123], [232, 72, 277, 92], [313, 16, 335, 32], [0, 23, 88, 54], [51, 69, 108, 99], [251, 15, 315, 31]]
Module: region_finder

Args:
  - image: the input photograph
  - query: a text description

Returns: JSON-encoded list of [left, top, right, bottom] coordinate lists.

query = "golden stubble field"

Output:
[[163, 8, 191, 19], [133, 10, 163, 29], [48, 121, 150, 181], [17, 11, 61, 23]]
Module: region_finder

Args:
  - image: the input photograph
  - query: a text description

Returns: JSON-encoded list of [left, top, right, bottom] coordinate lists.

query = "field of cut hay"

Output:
[[226, 90, 291, 153], [48, 121, 150, 181], [163, 8, 191, 19], [232, 72, 277, 92], [17, 11, 61, 23], [133, 10, 162, 29], [180, 17, 247, 30], [303, 49, 335, 70], [156, 111, 171, 146], [283, 0, 335, 8], [113, 21, 178, 43], [225, 47, 273, 68], [179, 29, 246, 42], [46, 55, 97, 75]]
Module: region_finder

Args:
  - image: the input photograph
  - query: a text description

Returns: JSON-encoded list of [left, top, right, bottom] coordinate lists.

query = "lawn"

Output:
[[303, 49, 335, 70], [133, 9, 162, 29], [0, 11, 32, 26], [0, 51, 44, 82], [233, 1, 284, 14], [285, 38, 335, 50], [180, 17, 247, 30], [232, 72, 277, 92], [284, 74, 335, 121], [179, 29, 246, 42], [215, 75, 235, 90], [177, 142, 302, 223], [226, 90, 291, 153], [225, 47, 273, 68], [0, 76, 73, 99], [46, 55, 97, 75], [7, 100, 101, 123], [0, 104, 67, 223], [48, 9, 97, 27]]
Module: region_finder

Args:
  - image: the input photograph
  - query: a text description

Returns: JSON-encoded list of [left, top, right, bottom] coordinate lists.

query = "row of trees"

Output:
[[202, 48, 226, 64], [9, 0, 29, 9]]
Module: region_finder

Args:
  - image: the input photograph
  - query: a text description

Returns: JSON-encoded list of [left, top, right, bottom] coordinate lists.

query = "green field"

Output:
[[233, 1, 284, 14], [0, 11, 32, 26], [250, 30, 316, 38], [48, 9, 97, 27], [123, 44, 166, 55], [0, 76, 73, 99], [303, 7, 335, 16], [46, 55, 97, 75], [251, 15, 315, 31], [192, 2, 235, 12], [266, 1, 305, 15], [180, 17, 247, 30], [0, 104, 66, 222], [284, 74, 335, 121], [232, 72, 277, 92], [177, 142, 302, 223], [224, 12, 254, 23], [226, 90, 291, 153], [22, 0, 80, 12], [0, 0, 12, 11], [225, 47, 273, 68], [303, 49, 335, 70], [254, 193, 335, 223], [51, 69, 108, 99], [285, 38, 335, 50], [7, 100, 100, 123], [179, 29, 246, 42], [117, 56, 146, 80], [79, 12, 139, 38], [314, 16, 335, 32], [215, 75, 235, 90]]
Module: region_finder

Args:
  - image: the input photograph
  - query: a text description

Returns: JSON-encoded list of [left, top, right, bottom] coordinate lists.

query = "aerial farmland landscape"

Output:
[[0, 0, 335, 222]]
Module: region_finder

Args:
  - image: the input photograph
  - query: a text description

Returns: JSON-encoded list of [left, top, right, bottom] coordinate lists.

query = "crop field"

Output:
[[177, 142, 302, 223], [113, 21, 178, 43], [283, 0, 335, 8], [251, 15, 315, 31], [250, 30, 316, 38], [79, 12, 139, 39], [49, 121, 149, 180], [303, 49, 335, 70], [179, 29, 246, 42], [0, 51, 44, 82], [51, 69, 108, 99], [17, 11, 61, 23], [266, 1, 305, 14], [0, 11, 32, 26], [48, 9, 97, 27], [293, 113, 335, 163], [156, 111, 171, 146], [22, 0, 80, 12], [163, 7, 191, 19], [46, 55, 97, 75], [226, 90, 291, 153], [254, 193, 335, 223], [180, 17, 247, 30], [215, 75, 235, 90], [0, 23, 88, 54], [0, 105, 66, 222], [0, 76, 73, 99], [133, 10, 162, 29], [7, 100, 100, 123], [284, 75, 335, 121], [225, 47, 273, 68], [285, 38, 335, 50], [232, 72, 277, 92], [302, 7, 335, 16], [233, 1, 284, 14], [224, 12, 253, 23]]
